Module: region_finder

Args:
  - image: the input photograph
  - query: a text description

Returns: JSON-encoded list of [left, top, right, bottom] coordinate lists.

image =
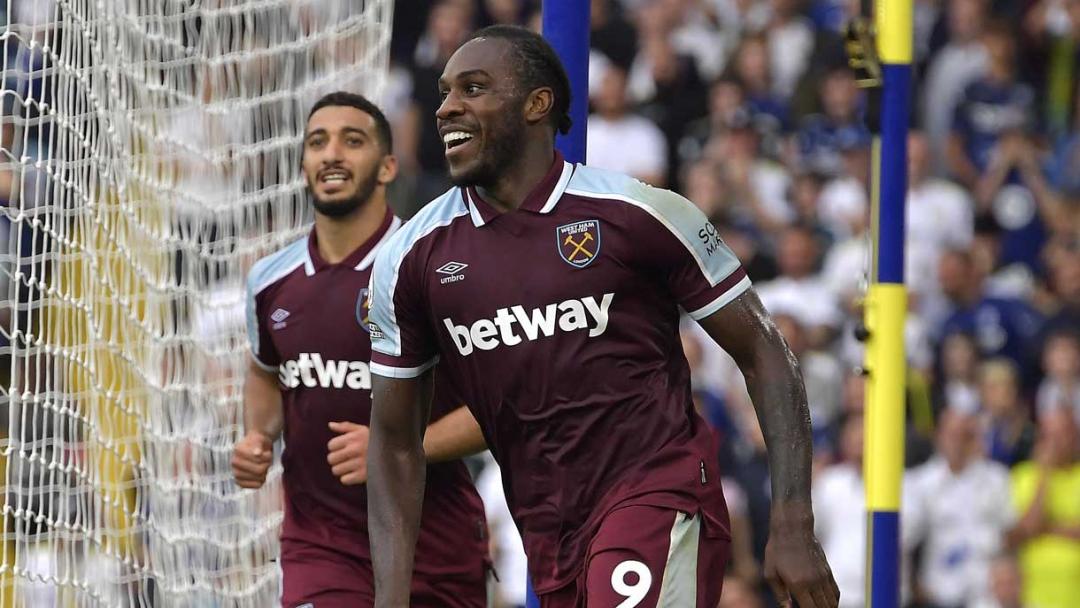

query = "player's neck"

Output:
[[476, 143, 555, 213], [313, 193, 388, 264]]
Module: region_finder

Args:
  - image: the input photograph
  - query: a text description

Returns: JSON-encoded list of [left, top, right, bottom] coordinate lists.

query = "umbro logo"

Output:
[[436, 261, 468, 285], [436, 261, 468, 275], [270, 308, 290, 330]]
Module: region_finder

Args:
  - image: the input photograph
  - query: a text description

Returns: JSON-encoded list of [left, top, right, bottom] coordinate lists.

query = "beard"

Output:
[[449, 109, 527, 189], [310, 162, 380, 219]]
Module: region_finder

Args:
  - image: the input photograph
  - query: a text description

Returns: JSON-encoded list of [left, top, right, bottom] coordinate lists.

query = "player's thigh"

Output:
[[280, 542, 375, 608], [409, 568, 489, 608], [585, 505, 730, 608]]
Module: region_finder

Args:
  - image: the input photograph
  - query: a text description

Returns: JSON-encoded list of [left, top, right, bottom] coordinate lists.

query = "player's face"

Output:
[[302, 106, 392, 218], [436, 37, 527, 187]]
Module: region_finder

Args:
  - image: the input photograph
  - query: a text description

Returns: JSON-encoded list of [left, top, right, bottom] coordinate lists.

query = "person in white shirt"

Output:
[[813, 411, 875, 608], [921, 0, 989, 171], [906, 408, 1014, 607], [757, 224, 842, 349], [586, 65, 668, 186]]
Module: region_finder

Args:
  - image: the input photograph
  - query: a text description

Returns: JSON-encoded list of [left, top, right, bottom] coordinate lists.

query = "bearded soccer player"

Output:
[[233, 92, 488, 608], [367, 26, 839, 608]]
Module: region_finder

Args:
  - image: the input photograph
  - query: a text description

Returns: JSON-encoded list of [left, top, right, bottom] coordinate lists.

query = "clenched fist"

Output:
[[232, 431, 273, 489], [327, 421, 370, 485]]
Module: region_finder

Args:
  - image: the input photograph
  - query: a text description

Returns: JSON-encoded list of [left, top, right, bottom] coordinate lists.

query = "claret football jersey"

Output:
[[245, 208, 486, 574], [368, 153, 750, 591]]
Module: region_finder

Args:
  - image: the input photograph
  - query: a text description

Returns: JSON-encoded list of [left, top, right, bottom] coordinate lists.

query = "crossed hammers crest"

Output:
[[563, 231, 595, 263]]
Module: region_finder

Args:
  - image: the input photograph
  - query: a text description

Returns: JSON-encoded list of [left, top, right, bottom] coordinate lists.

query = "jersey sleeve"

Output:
[[633, 185, 752, 319], [368, 243, 439, 379], [245, 271, 281, 372]]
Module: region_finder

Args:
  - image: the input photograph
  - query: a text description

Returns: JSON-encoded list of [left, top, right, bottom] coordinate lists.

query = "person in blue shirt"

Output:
[[937, 248, 1044, 387], [795, 66, 871, 177], [948, 22, 1046, 271]]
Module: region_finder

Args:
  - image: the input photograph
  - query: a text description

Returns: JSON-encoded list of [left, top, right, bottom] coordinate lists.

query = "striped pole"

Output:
[[864, 0, 911, 606]]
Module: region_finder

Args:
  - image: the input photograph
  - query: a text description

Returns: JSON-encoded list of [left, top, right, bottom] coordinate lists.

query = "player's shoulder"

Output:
[[374, 187, 469, 272], [566, 164, 705, 228], [247, 235, 309, 297]]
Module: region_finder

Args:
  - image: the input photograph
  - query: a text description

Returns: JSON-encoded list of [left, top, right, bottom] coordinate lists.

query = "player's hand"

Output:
[[328, 421, 370, 485], [232, 431, 273, 489], [763, 506, 839, 608]]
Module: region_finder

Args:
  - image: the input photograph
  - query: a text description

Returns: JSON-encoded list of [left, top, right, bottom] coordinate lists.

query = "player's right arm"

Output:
[[235, 262, 287, 489], [368, 371, 432, 606], [365, 231, 442, 607], [233, 358, 282, 488]]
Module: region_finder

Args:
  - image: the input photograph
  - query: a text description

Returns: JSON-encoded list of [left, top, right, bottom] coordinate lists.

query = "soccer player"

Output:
[[366, 26, 839, 608], [367, 25, 842, 607], [233, 92, 488, 608]]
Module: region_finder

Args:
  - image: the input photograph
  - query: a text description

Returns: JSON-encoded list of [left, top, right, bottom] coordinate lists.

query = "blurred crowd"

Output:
[[384, 1, 1080, 607]]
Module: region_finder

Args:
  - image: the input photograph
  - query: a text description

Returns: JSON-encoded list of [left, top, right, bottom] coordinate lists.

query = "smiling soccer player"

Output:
[[366, 26, 839, 608], [234, 92, 488, 608]]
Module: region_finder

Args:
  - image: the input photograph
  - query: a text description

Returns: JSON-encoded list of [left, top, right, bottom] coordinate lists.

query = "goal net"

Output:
[[0, 1, 392, 605]]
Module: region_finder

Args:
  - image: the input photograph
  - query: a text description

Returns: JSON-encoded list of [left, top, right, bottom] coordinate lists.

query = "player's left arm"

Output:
[[699, 291, 840, 608], [424, 405, 486, 463]]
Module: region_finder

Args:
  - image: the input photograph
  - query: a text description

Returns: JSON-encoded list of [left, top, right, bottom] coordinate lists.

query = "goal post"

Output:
[[0, 1, 392, 605]]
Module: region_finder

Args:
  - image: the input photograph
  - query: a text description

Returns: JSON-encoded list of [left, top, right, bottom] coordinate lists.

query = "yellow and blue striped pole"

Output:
[[864, 0, 911, 606]]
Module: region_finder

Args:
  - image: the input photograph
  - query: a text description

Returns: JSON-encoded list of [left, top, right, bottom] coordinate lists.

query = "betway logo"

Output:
[[278, 353, 371, 390], [443, 293, 614, 356]]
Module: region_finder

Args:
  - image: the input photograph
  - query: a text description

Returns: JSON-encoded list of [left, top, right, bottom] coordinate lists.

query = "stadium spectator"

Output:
[[922, 0, 990, 169], [795, 66, 870, 179], [1039, 236, 1080, 340], [906, 408, 1013, 607], [787, 170, 835, 252], [702, 115, 794, 233], [401, 0, 474, 209], [813, 411, 890, 608], [906, 131, 976, 312], [679, 77, 752, 168], [817, 148, 872, 248], [628, 13, 711, 185], [979, 358, 1037, 466], [587, 64, 669, 186], [729, 33, 790, 133], [1005, 407, 1080, 608], [589, 0, 638, 70], [937, 332, 982, 414], [949, 23, 1047, 270], [1035, 329, 1080, 424], [756, 224, 843, 349], [936, 248, 1043, 375], [764, 0, 815, 100]]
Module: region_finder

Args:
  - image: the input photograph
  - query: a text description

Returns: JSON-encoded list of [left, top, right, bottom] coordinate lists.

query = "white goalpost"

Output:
[[0, 1, 392, 605]]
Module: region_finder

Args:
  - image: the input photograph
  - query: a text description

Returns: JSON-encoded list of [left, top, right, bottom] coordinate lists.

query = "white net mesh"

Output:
[[0, 0, 392, 605]]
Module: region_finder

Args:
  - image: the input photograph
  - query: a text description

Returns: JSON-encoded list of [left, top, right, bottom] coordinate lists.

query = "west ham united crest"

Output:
[[556, 219, 601, 268], [356, 287, 371, 333]]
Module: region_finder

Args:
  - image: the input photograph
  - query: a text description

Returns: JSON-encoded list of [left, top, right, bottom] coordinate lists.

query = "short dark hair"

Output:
[[307, 91, 393, 153], [466, 25, 573, 135]]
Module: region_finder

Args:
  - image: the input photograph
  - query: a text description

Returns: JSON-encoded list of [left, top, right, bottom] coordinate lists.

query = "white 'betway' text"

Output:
[[443, 293, 614, 356], [278, 353, 371, 390]]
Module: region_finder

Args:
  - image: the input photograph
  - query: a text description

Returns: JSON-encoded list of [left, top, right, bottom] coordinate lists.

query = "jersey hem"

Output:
[[370, 357, 439, 379]]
